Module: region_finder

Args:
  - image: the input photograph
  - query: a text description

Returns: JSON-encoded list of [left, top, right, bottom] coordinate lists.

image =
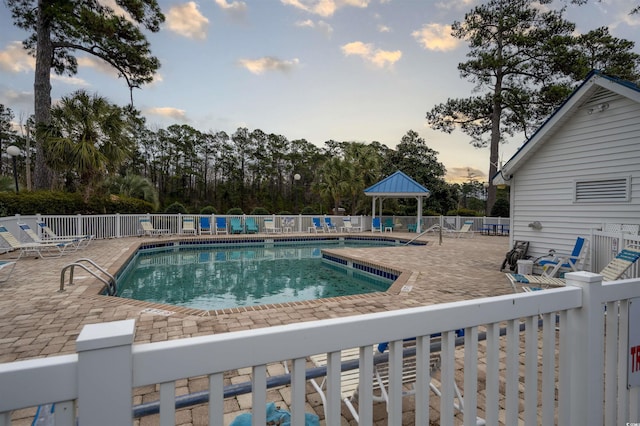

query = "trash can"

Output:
[[517, 259, 533, 275]]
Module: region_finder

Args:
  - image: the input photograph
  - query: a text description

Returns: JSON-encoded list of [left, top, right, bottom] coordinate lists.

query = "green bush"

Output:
[[164, 202, 187, 214], [227, 207, 244, 215], [277, 210, 292, 215], [199, 205, 217, 215], [490, 198, 510, 217], [0, 191, 154, 215], [250, 207, 269, 215], [300, 206, 318, 215]]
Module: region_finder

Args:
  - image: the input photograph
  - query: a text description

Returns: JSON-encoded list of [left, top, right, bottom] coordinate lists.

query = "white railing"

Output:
[[0, 214, 505, 243], [1, 272, 640, 425], [591, 229, 640, 278]]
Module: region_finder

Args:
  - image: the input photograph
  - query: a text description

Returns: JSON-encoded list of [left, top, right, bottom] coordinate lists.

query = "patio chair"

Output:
[[446, 220, 475, 238], [139, 218, 169, 236], [36, 220, 94, 248], [18, 223, 80, 252], [535, 236, 589, 278], [230, 218, 243, 234], [309, 217, 326, 233], [340, 217, 362, 232], [264, 218, 281, 233], [0, 226, 72, 259], [199, 217, 213, 235], [281, 217, 295, 233], [181, 217, 197, 234], [371, 217, 382, 233], [245, 217, 259, 234], [383, 218, 395, 232], [299, 335, 484, 424], [214, 217, 228, 235], [324, 217, 338, 232], [507, 243, 640, 292]]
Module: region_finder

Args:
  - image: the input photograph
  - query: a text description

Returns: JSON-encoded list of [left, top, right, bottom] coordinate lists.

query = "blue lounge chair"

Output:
[[230, 218, 243, 234], [536, 236, 588, 277], [245, 217, 259, 234], [214, 217, 227, 235], [324, 217, 337, 232], [371, 217, 381, 233], [199, 217, 212, 235], [309, 217, 325, 233]]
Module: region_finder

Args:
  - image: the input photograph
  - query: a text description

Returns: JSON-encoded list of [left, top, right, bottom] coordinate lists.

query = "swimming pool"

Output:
[[115, 237, 413, 311]]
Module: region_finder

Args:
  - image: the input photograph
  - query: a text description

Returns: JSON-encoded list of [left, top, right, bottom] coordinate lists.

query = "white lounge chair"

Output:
[[181, 217, 197, 234], [36, 220, 93, 248], [0, 260, 16, 282], [446, 220, 475, 238], [264, 218, 281, 233], [0, 226, 72, 259], [139, 218, 170, 236], [18, 223, 80, 252], [340, 217, 362, 233]]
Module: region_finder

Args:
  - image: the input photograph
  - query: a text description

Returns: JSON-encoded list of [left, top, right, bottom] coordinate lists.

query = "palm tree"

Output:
[[46, 90, 134, 197], [316, 157, 351, 214], [103, 174, 159, 209]]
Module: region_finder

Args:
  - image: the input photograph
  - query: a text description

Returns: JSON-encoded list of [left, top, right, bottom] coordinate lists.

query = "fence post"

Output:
[[76, 319, 135, 426], [564, 272, 605, 426]]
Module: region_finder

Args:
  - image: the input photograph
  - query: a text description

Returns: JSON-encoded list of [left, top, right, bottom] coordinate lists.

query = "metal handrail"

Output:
[[60, 258, 116, 295]]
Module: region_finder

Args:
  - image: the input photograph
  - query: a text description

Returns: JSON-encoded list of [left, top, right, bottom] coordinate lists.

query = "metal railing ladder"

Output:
[[60, 258, 117, 295]]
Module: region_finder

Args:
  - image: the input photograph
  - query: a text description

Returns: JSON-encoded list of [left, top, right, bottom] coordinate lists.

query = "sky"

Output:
[[0, 0, 639, 184]]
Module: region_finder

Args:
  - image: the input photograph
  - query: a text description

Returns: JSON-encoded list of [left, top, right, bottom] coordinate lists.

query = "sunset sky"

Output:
[[1, 0, 638, 183]]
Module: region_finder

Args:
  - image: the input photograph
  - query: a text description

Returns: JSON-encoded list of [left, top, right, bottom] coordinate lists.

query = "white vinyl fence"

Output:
[[1, 272, 640, 425]]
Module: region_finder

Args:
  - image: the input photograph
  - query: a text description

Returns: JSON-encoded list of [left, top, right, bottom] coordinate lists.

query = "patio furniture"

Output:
[[507, 244, 640, 292], [309, 218, 325, 233], [535, 236, 588, 278], [139, 218, 169, 236], [214, 217, 228, 235], [199, 217, 213, 235]]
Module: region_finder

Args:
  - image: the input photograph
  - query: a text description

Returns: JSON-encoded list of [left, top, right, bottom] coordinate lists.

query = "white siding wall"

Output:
[[511, 91, 640, 266]]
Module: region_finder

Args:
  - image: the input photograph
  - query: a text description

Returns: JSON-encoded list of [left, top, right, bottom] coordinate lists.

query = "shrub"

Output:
[[0, 191, 154, 214], [164, 202, 187, 214], [445, 208, 479, 217], [490, 198, 510, 217], [277, 210, 292, 215], [200, 205, 217, 215], [250, 207, 269, 215], [300, 206, 318, 215], [227, 207, 244, 215]]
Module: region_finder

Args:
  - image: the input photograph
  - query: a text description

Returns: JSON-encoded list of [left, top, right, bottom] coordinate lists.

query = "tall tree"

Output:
[[426, 0, 640, 213], [6, 0, 164, 189]]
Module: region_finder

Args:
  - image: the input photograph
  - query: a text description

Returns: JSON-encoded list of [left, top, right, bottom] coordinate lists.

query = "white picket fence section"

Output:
[[1, 272, 640, 425]]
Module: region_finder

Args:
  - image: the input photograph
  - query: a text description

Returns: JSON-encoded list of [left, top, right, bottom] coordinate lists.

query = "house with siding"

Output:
[[493, 70, 640, 268]]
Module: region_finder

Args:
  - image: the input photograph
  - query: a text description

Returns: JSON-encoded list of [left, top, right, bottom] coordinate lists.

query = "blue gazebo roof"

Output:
[[364, 170, 430, 196]]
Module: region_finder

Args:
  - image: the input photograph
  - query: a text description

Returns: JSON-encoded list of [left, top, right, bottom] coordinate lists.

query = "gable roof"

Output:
[[364, 170, 430, 197], [494, 70, 640, 184]]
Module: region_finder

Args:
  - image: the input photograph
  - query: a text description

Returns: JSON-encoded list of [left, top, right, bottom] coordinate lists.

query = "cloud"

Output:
[[377, 24, 391, 33], [214, 0, 247, 20], [295, 19, 333, 36], [237, 57, 300, 75], [445, 167, 486, 184], [165, 2, 209, 39], [146, 107, 190, 122], [281, 0, 369, 17], [0, 41, 35, 73], [77, 56, 120, 78], [51, 74, 90, 86], [340, 41, 401, 68], [0, 89, 33, 113], [412, 23, 459, 52]]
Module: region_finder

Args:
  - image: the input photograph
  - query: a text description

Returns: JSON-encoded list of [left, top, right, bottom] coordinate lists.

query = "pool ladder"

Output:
[[60, 258, 117, 295]]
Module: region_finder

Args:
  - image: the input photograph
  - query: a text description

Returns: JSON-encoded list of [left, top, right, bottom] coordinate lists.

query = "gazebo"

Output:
[[364, 170, 430, 233]]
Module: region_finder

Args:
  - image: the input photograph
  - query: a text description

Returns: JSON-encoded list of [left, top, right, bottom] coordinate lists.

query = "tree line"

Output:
[[0, 98, 488, 215]]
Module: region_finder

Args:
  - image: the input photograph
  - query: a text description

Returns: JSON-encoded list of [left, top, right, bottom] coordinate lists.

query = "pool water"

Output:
[[116, 241, 396, 311]]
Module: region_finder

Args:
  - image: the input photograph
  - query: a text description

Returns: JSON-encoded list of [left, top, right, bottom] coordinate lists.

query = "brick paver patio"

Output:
[[0, 232, 512, 425]]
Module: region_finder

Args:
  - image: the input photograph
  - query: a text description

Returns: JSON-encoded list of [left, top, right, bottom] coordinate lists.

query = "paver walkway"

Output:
[[0, 232, 512, 425]]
